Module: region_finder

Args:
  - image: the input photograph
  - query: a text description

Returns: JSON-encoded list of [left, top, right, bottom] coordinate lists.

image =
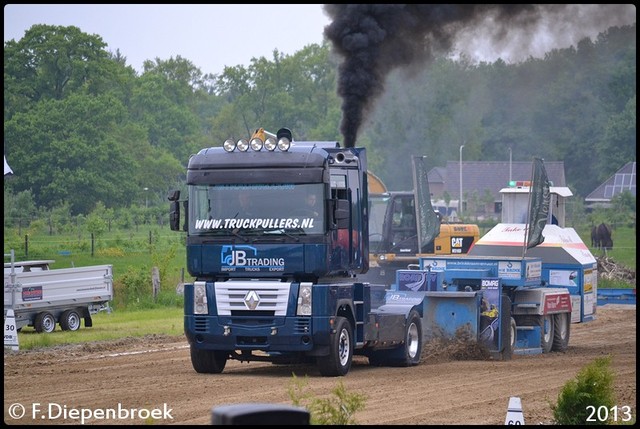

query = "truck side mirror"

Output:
[[169, 201, 180, 231], [167, 190, 180, 202], [334, 199, 350, 229], [168, 190, 187, 231]]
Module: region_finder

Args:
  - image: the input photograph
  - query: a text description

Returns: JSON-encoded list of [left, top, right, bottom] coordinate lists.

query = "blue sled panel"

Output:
[[422, 291, 479, 341], [514, 326, 542, 355]]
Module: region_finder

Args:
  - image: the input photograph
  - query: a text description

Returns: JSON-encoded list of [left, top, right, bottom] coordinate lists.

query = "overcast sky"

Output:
[[4, 4, 332, 76], [4, 4, 637, 76]]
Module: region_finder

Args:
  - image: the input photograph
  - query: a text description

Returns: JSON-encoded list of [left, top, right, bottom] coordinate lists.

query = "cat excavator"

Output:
[[363, 168, 479, 285]]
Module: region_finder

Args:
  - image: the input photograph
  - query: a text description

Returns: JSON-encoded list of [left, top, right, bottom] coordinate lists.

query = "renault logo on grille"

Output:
[[244, 290, 260, 310]]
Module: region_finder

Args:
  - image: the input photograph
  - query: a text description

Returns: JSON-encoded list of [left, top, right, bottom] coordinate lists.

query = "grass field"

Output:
[[14, 307, 184, 351]]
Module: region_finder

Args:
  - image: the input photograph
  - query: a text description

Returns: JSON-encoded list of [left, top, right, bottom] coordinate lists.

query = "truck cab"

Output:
[[170, 128, 368, 282], [171, 128, 429, 377]]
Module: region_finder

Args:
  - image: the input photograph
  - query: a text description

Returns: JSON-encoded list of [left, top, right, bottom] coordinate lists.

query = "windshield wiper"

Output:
[[262, 228, 301, 242]]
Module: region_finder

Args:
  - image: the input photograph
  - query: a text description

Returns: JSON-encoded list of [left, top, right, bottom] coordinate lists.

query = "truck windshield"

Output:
[[188, 183, 325, 236]]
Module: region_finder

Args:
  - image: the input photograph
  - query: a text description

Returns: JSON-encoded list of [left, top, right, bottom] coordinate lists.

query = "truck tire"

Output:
[[540, 314, 555, 353], [318, 316, 353, 377], [398, 309, 423, 366], [34, 311, 56, 333], [552, 312, 571, 352], [498, 295, 514, 361], [190, 347, 227, 374], [60, 309, 82, 331], [506, 317, 517, 359]]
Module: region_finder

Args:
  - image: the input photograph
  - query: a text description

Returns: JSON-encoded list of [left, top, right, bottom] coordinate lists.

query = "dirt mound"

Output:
[[422, 326, 491, 362]]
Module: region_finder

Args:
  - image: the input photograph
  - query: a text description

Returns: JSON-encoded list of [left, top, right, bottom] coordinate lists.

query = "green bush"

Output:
[[287, 374, 367, 425], [552, 356, 616, 425]]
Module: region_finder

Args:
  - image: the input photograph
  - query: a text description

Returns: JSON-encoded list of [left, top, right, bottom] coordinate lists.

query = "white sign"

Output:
[[4, 309, 19, 351], [505, 396, 524, 425]]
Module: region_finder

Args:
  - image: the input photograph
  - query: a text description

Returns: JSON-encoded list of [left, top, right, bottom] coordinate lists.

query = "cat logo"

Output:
[[451, 237, 463, 248]]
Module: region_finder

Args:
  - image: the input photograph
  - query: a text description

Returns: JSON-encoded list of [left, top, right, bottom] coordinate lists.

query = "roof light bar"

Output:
[[223, 128, 292, 152]]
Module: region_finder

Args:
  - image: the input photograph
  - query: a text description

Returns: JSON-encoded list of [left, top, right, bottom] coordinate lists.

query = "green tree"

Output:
[[86, 203, 108, 239], [4, 24, 118, 115], [4, 93, 138, 213]]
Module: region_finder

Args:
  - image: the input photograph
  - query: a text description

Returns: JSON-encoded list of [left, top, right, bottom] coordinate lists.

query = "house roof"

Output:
[[585, 161, 636, 202], [428, 161, 566, 202]]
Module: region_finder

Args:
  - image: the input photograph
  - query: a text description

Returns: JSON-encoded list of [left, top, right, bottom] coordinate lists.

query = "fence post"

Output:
[[152, 267, 160, 301], [91, 233, 95, 257], [24, 234, 28, 259]]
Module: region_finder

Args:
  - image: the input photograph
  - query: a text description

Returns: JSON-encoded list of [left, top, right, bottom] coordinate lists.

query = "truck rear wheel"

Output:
[[552, 312, 570, 352], [318, 316, 353, 377], [34, 311, 56, 333], [399, 310, 422, 366], [190, 347, 227, 374], [60, 309, 82, 331]]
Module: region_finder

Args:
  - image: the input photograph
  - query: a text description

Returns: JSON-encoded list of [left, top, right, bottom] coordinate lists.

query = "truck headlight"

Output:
[[297, 282, 312, 316], [193, 281, 208, 315]]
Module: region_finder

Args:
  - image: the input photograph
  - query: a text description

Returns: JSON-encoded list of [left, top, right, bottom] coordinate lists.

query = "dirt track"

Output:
[[3, 304, 636, 425]]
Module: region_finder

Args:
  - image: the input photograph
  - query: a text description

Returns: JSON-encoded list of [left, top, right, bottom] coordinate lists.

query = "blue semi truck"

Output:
[[168, 128, 430, 376]]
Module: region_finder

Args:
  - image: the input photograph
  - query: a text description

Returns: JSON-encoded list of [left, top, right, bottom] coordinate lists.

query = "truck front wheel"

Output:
[[60, 309, 82, 331], [190, 347, 227, 374], [34, 311, 56, 333], [318, 316, 353, 377]]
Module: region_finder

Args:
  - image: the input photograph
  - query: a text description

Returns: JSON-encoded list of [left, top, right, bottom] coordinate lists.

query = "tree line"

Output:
[[4, 23, 636, 228]]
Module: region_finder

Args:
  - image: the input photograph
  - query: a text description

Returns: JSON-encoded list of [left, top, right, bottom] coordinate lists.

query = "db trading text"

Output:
[[24, 403, 173, 424]]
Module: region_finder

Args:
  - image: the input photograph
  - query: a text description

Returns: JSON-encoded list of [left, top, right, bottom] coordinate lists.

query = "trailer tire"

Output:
[[34, 311, 56, 333], [552, 312, 571, 352], [318, 316, 353, 377], [60, 309, 82, 331], [190, 347, 227, 374]]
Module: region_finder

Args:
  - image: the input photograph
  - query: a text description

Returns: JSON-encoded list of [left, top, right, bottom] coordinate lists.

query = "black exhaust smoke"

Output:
[[322, 4, 631, 147]]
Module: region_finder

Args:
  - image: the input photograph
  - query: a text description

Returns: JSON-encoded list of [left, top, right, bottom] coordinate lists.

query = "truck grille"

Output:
[[215, 281, 291, 316]]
